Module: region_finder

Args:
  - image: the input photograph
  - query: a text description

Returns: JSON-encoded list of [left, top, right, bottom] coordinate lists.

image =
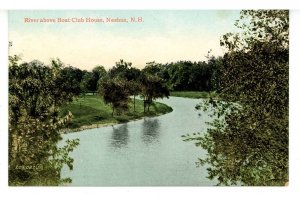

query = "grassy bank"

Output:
[[59, 95, 172, 132], [170, 91, 217, 99]]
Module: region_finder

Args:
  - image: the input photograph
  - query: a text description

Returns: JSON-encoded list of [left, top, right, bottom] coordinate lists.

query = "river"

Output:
[[61, 97, 217, 186]]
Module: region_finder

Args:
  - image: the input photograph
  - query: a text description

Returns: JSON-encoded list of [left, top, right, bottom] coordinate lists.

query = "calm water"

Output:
[[61, 97, 217, 186]]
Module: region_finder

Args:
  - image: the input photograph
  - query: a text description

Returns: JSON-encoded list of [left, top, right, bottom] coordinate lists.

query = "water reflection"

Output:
[[110, 124, 129, 149], [142, 118, 160, 145], [62, 97, 216, 186]]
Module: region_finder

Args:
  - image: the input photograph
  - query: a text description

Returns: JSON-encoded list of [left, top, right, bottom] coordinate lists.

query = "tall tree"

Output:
[[108, 59, 132, 79], [80, 72, 93, 94], [108, 60, 142, 111], [125, 80, 142, 112], [9, 57, 79, 185], [92, 65, 107, 93], [140, 72, 170, 112], [183, 10, 288, 186], [100, 78, 130, 116], [51, 59, 82, 106]]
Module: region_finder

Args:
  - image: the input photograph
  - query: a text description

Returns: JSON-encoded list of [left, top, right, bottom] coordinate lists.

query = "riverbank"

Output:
[[170, 91, 217, 99], [59, 95, 173, 133], [61, 96, 215, 186]]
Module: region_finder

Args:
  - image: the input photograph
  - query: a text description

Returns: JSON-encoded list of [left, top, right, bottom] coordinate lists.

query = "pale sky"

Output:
[[9, 10, 240, 70]]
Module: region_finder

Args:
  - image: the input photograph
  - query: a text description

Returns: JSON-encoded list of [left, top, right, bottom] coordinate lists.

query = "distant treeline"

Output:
[[62, 56, 223, 95]]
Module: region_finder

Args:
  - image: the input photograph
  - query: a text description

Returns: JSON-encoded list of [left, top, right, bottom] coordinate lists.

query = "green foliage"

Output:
[[140, 71, 170, 112], [100, 59, 170, 115], [9, 57, 79, 186], [108, 59, 134, 80], [106, 60, 143, 112], [143, 59, 223, 92], [80, 65, 107, 94], [99, 78, 131, 116], [59, 95, 173, 130], [92, 65, 107, 91], [51, 59, 82, 106], [183, 10, 288, 186], [143, 62, 165, 77], [80, 71, 93, 94], [125, 80, 142, 112]]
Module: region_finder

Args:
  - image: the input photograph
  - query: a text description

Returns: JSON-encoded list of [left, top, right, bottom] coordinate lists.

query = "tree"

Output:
[[100, 78, 130, 116], [125, 67, 142, 112], [207, 56, 223, 91], [143, 62, 164, 77], [126, 66, 141, 81], [183, 10, 288, 186], [51, 59, 82, 106], [92, 65, 107, 93], [125, 80, 142, 112], [80, 71, 93, 94], [107, 60, 143, 112], [166, 61, 191, 91], [140, 72, 170, 112], [162, 60, 220, 92], [9, 57, 79, 185], [108, 59, 132, 80]]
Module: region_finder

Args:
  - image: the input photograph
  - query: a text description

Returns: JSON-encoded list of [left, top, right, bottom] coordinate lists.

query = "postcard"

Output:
[[8, 10, 289, 186]]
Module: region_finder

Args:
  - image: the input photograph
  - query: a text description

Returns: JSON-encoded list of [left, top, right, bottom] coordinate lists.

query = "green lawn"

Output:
[[59, 95, 172, 131], [170, 91, 217, 99]]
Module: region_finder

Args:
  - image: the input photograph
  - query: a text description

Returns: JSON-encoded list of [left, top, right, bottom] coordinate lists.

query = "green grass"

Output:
[[170, 91, 217, 99], [59, 95, 173, 131]]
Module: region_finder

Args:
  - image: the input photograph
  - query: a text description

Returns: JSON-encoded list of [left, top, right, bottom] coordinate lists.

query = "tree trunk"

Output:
[[147, 98, 152, 112], [133, 95, 136, 112], [143, 99, 146, 113], [112, 107, 115, 117]]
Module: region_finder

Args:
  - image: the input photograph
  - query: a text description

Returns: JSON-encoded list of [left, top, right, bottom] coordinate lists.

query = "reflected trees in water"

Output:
[[110, 124, 129, 148], [142, 118, 160, 145]]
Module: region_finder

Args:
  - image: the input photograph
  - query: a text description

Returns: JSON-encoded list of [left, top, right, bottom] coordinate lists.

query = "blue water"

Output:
[[61, 97, 217, 186]]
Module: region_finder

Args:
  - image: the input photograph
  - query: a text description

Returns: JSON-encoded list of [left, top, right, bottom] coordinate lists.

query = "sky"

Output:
[[8, 10, 240, 70]]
